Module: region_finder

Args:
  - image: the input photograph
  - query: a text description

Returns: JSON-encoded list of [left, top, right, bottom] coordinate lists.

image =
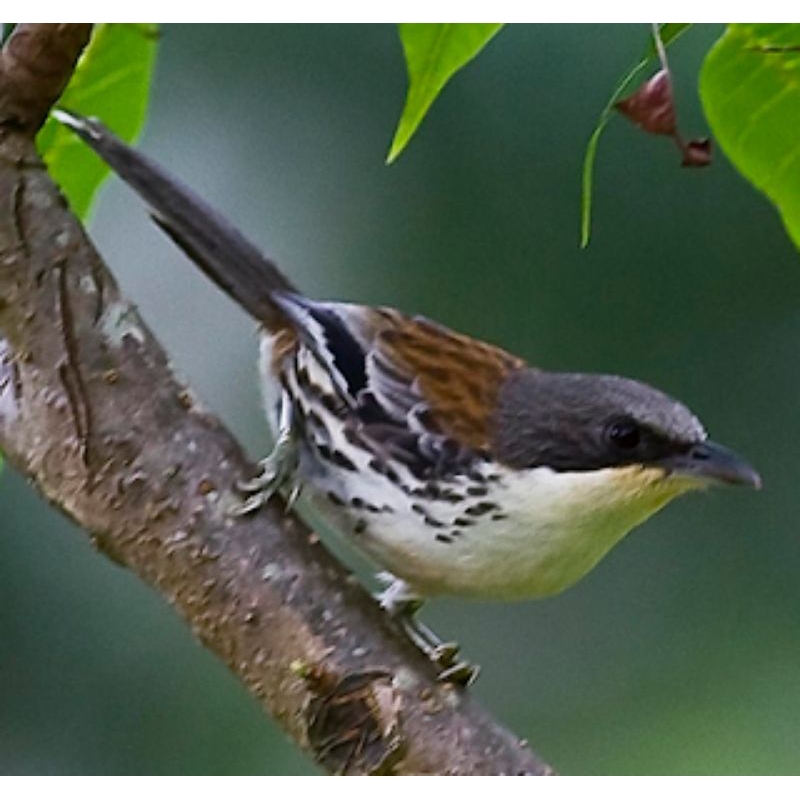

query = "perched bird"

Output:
[[55, 110, 761, 684]]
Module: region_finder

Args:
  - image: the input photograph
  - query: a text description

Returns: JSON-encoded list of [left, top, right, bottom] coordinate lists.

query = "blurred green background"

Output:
[[1, 24, 797, 775]]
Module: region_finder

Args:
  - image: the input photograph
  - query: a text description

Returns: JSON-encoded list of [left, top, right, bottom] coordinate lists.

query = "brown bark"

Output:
[[0, 23, 554, 775]]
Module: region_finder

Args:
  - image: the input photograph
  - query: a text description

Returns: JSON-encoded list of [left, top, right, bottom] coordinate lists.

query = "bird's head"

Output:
[[492, 369, 760, 490], [482, 369, 761, 597]]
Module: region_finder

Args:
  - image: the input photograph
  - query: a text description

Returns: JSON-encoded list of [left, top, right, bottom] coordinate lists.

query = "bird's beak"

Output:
[[665, 440, 762, 489]]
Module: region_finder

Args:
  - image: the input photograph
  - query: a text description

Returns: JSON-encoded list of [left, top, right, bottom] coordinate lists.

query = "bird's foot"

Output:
[[376, 576, 480, 687], [233, 438, 299, 515], [233, 393, 299, 516]]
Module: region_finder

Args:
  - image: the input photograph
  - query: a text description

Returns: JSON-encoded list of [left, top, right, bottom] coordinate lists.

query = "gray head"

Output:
[[491, 369, 760, 487]]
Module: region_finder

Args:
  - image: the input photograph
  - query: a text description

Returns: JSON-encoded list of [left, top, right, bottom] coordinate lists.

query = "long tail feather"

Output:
[[53, 109, 296, 328]]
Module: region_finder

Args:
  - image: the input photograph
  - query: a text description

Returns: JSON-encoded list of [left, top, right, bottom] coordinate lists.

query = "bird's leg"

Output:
[[376, 575, 480, 686], [233, 390, 299, 515]]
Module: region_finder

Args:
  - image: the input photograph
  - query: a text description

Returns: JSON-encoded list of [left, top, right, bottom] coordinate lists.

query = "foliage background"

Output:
[[0, 24, 796, 775]]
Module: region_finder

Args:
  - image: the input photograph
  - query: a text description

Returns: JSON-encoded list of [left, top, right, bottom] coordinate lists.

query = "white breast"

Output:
[[306, 461, 689, 600]]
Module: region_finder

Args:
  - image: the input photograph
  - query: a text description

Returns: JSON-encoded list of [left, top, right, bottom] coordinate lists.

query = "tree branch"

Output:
[[0, 24, 554, 775]]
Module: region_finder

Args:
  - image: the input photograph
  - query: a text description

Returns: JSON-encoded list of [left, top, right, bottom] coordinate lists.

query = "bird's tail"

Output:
[[53, 109, 296, 329]]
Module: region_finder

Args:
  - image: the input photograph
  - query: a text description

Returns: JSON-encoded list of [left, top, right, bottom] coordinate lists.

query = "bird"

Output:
[[55, 109, 761, 684]]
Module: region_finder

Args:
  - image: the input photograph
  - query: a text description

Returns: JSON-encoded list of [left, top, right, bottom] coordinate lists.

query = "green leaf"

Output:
[[701, 24, 800, 252], [580, 23, 691, 248], [387, 23, 503, 164], [37, 23, 158, 220]]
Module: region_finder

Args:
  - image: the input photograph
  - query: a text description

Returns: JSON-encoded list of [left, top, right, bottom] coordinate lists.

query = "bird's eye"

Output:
[[606, 419, 641, 450]]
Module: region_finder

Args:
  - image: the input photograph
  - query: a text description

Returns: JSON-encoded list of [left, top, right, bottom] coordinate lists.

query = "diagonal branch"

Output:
[[0, 24, 553, 775]]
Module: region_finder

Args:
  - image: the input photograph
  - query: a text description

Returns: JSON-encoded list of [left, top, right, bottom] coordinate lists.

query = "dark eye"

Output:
[[606, 418, 641, 450]]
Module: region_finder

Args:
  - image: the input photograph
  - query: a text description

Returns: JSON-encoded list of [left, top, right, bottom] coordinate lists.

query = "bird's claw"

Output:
[[429, 641, 479, 686], [232, 454, 293, 516], [431, 641, 460, 665], [233, 459, 302, 517], [376, 577, 480, 688], [437, 660, 480, 687], [232, 389, 298, 516]]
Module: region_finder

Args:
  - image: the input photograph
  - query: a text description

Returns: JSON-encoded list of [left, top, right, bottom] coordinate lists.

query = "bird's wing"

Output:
[[365, 309, 525, 451], [272, 293, 524, 478]]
